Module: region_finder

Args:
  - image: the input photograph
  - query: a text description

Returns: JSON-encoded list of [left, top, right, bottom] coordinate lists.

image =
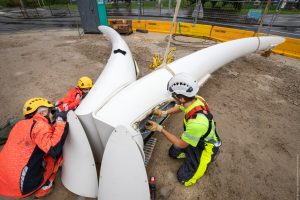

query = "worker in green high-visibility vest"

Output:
[[146, 73, 222, 186]]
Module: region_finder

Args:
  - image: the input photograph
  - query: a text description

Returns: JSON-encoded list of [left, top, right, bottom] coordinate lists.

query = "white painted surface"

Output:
[[94, 36, 285, 149], [94, 69, 173, 148], [98, 126, 150, 200], [75, 26, 138, 162], [61, 111, 98, 198], [168, 36, 285, 79], [61, 34, 284, 199]]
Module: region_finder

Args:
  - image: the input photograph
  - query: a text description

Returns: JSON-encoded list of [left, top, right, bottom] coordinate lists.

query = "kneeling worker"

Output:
[[56, 76, 93, 112], [146, 73, 221, 186], [0, 98, 69, 198]]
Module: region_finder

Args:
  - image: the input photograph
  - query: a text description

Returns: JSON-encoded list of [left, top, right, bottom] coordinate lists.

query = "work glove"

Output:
[[145, 120, 163, 132], [55, 111, 67, 122], [152, 108, 168, 117]]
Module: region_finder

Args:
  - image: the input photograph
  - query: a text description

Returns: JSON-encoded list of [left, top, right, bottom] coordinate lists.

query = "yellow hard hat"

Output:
[[23, 97, 53, 116], [78, 76, 93, 89]]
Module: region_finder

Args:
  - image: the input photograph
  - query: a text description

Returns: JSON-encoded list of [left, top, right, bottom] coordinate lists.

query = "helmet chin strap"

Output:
[[173, 98, 182, 106], [172, 93, 185, 106]]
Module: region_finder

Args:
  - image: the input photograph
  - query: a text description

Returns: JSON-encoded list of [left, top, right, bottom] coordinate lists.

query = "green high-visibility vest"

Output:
[[180, 97, 219, 147]]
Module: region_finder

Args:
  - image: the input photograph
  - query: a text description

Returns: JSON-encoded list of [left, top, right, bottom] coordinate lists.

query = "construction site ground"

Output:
[[0, 28, 299, 200]]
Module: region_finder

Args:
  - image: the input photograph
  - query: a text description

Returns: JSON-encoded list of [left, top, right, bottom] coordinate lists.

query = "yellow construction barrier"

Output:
[[109, 18, 300, 60], [210, 26, 254, 42], [176, 22, 212, 38], [146, 20, 176, 34], [132, 20, 147, 31], [272, 37, 300, 59]]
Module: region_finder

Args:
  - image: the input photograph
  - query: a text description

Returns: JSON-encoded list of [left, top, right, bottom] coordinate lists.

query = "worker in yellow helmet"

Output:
[[56, 76, 93, 112], [0, 98, 68, 198], [145, 73, 221, 187]]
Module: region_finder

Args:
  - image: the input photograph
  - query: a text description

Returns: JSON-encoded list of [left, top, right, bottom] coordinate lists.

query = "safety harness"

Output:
[[184, 97, 220, 141], [29, 120, 37, 140]]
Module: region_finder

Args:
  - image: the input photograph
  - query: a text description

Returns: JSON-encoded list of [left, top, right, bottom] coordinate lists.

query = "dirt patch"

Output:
[[0, 29, 299, 200]]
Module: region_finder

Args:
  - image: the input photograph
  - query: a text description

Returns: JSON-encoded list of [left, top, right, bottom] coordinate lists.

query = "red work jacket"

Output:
[[0, 113, 67, 198], [57, 87, 83, 111]]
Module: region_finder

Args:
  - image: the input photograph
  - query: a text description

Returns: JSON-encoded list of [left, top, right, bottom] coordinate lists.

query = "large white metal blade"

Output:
[[75, 26, 138, 162], [93, 36, 285, 150], [61, 111, 98, 198], [168, 36, 285, 79], [98, 126, 150, 200]]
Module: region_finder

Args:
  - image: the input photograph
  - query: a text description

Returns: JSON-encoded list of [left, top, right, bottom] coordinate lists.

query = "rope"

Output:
[[255, 0, 271, 36], [159, 0, 182, 75], [168, 34, 217, 48], [255, 36, 261, 52], [165, 65, 176, 76]]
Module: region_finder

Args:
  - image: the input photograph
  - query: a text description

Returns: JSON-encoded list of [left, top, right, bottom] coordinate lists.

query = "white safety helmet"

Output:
[[167, 73, 199, 97]]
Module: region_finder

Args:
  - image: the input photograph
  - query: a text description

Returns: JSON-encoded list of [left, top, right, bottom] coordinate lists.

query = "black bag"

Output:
[[0, 118, 17, 145]]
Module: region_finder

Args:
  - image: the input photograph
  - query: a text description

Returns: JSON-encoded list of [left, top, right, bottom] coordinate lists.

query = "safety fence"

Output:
[[12, 0, 300, 25], [2, 0, 299, 58], [10, 0, 300, 39], [128, 19, 300, 59], [6, 0, 76, 18], [106, 0, 300, 25]]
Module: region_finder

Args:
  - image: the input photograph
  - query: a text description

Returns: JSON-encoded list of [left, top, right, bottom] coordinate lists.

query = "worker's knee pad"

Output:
[[168, 145, 186, 159]]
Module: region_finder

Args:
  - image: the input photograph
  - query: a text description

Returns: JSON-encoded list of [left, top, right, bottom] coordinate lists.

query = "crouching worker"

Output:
[[56, 76, 93, 112], [0, 98, 69, 198], [146, 73, 221, 187]]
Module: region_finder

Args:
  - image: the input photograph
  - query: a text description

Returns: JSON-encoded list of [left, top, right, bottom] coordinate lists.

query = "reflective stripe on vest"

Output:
[[181, 132, 201, 143]]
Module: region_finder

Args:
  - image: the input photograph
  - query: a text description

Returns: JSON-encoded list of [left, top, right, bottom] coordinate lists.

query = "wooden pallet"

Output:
[[110, 19, 133, 35]]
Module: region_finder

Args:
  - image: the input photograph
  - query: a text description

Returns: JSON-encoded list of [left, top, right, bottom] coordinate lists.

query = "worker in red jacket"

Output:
[[56, 76, 93, 112], [0, 98, 68, 198]]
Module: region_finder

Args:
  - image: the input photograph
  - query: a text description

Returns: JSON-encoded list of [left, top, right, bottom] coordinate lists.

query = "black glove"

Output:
[[55, 111, 67, 122]]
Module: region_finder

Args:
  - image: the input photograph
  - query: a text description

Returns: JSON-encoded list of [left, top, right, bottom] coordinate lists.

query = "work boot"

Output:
[[34, 180, 53, 199], [211, 146, 221, 162]]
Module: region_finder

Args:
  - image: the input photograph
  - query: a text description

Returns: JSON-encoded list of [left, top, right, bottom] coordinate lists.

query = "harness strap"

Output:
[[197, 96, 211, 113], [185, 106, 213, 121], [185, 106, 214, 140], [200, 116, 212, 141], [184, 97, 219, 141], [213, 121, 221, 142], [29, 120, 37, 140]]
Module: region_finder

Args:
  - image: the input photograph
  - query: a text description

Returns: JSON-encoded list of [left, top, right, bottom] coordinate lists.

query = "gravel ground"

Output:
[[0, 29, 299, 200]]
